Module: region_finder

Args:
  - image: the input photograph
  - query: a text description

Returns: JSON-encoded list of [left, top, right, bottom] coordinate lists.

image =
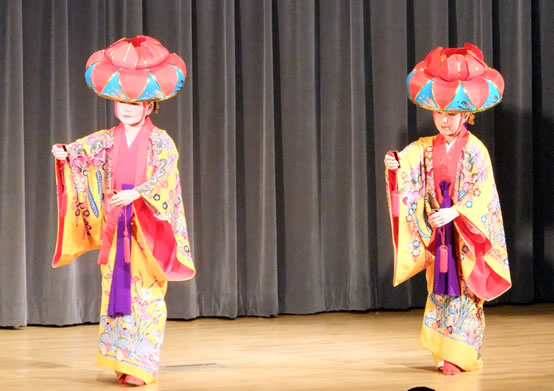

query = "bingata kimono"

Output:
[[385, 132, 511, 371], [52, 118, 195, 383]]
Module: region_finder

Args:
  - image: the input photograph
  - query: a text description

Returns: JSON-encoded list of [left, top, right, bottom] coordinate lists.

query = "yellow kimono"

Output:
[[52, 125, 195, 383], [385, 133, 511, 371]]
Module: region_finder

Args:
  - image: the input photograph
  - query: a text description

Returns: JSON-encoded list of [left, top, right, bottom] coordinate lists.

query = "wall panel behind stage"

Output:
[[0, 0, 552, 326]]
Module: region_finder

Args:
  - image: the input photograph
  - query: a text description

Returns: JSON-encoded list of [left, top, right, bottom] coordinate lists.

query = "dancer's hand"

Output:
[[384, 154, 399, 170], [51, 144, 68, 161], [110, 190, 140, 207], [428, 208, 459, 228]]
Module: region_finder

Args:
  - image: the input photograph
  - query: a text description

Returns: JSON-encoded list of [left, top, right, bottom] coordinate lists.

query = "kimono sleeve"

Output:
[[385, 138, 434, 286], [133, 129, 195, 281], [452, 138, 511, 300], [52, 129, 111, 267]]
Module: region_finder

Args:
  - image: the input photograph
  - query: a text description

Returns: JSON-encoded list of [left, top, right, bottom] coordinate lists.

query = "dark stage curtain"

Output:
[[0, 0, 552, 326]]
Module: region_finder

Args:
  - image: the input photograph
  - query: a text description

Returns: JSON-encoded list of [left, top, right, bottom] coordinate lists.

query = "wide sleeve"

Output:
[[52, 129, 111, 267], [451, 138, 511, 300], [385, 138, 434, 286], [133, 129, 195, 281]]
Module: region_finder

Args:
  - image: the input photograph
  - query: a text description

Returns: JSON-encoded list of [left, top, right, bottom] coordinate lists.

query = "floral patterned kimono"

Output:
[[52, 117, 195, 384], [385, 131, 511, 371]]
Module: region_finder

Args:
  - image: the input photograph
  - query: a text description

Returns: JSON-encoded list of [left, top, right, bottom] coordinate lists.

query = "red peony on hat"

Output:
[[407, 43, 504, 113], [85, 35, 186, 102]]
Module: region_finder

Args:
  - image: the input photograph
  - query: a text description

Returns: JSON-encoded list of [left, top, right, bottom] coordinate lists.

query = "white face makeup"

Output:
[[115, 101, 153, 126], [433, 111, 468, 139]]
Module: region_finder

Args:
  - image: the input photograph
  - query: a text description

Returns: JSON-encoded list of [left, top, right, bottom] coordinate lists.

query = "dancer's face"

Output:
[[115, 102, 153, 126], [433, 112, 468, 138]]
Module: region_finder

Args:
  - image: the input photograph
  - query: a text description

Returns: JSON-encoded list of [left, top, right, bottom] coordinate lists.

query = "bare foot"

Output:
[[124, 375, 146, 386], [441, 360, 462, 375]]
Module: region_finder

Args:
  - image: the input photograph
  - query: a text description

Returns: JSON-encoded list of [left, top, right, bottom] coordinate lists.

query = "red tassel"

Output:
[[123, 216, 131, 263], [123, 212, 131, 264], [121, 205, 132, 264], [439, 244, 449, 273], [391, 190, 400, 217], [124, 235, 131, 264]]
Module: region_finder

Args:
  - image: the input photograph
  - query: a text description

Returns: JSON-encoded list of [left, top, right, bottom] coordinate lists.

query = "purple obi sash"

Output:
[[433, 180, 461, 297], [107, 184, 133, 317]]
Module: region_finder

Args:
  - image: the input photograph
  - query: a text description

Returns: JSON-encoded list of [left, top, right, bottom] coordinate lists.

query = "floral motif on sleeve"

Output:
[[135, 129, 193, 264], [396, 140, 434, 260], [134, 129, 178, 198], [66, 130, 113, 166], [481, 184, 508, 267], [63, 129, 114, 232], [454, 144, 488, 205], [453, 137, 508, 269]]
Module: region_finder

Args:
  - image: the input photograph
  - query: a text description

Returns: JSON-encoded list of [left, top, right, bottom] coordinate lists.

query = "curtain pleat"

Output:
[[0, 0, 27, 327]]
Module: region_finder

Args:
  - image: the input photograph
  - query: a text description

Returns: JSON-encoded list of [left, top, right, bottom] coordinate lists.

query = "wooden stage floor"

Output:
[[1, 304, 553, 390]]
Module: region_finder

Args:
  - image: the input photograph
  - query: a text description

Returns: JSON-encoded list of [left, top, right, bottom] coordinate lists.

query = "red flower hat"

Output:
[[85, 35, 186, 102], [407, 43, 504, 113]]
